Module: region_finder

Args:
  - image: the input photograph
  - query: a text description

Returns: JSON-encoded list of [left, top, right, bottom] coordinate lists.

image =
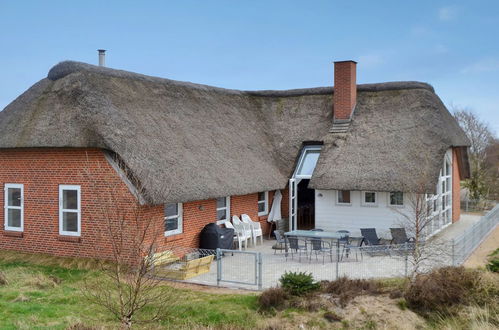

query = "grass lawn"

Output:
[[0, 251, 260, 329], [1, 250, 497, 329]]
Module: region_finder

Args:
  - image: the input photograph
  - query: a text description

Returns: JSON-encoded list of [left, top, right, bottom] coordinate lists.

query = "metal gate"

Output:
[[216, 248, 263, 290]]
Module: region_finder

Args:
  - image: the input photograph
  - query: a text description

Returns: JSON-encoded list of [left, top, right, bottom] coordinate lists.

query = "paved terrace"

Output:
[[183, 213, 482, 290]]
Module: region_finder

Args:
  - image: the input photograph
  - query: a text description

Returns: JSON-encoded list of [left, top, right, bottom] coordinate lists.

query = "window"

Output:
[[294, 146, 322, 178], [389, 192, 404, 206], [164, 203, 183, 236], [362, 191, 377, 206], [337, 190, 351, 204], [216, 196, 230, 225], [59, 185, 81, 236], [440, 157, 452, 222], [4, 184, 23, 231], [258, 192, 269, 216]]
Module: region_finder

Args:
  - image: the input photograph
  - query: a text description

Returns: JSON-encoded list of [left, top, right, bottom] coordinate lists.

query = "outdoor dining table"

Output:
[[283, 230, 349, 259]]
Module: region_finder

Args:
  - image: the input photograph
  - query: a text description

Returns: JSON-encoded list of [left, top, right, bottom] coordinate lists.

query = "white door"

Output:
[[289, 178, 297, 231]]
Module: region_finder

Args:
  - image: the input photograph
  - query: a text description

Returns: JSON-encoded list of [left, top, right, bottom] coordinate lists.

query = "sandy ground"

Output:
[[261, 295, 426, 329], [464, 225, 499, 268]]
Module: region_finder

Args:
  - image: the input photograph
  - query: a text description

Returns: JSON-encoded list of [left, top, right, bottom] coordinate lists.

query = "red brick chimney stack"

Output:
[[333, 60, 357, 121]]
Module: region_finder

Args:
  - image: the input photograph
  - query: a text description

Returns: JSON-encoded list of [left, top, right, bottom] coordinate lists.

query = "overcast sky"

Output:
[[1, 0, 498, 134]]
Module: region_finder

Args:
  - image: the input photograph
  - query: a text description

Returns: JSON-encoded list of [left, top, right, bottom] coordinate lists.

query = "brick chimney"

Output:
[[333, 60, 357, 122]]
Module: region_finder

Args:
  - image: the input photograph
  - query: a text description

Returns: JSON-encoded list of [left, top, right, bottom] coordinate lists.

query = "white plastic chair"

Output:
[[241, 214, 263, 245], [232, 215, 253, 248], [224, 221, 249, 251]]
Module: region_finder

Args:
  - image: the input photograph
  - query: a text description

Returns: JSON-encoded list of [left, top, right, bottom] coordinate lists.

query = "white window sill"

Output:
[[216, 220, 227, 225], [59, 231, 81, 237], [336, 202, 352, 206], [258, 212, 268, 217], [4, 227, 23, 232], [164, 230, 182, 237]]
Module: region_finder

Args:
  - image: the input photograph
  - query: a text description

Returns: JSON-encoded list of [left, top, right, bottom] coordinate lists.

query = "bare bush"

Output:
[[80, 152, 177, 328], [258, 287, 288, 311], [322, 277, 383, 307]]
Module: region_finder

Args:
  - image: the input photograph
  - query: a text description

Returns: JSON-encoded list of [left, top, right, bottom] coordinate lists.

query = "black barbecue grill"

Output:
[[199, 223, 234, 251]]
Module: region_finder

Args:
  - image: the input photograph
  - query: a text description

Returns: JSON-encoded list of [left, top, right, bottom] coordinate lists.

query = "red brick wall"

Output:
[[333, 61, 357, 120], [162, 191, 279, 249], [0, 148, 139, 260], [452, 148, 461, 222], [0, 148, 286, 258]]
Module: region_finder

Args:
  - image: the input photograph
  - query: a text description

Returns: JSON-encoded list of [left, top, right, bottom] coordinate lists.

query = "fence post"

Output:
[[335, 242, 340, 280], [451, 239, 455, 266], [257, 252, 263, 290], [404, 242, 408, 277], [216, 248, 221, 287]]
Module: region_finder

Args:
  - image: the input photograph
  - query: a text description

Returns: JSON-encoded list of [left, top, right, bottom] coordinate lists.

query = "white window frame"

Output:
[[440, 156, 452, 222], [424, 151, 453, 237], [164, 203, 183, 236], [258, 191, 269, 216], [4, 184, 24, 232], [59, 185, 81, 237], [361, 191, 378, 206], [293, 145, 322, 179], [216, 196, 231, 225], [336, 190, 352, 206], [388, 191, 404, 207]]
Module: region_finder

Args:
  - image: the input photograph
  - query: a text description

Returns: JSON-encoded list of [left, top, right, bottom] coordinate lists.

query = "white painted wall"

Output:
[[315, 149, 458, 238], [315, 190, 412, 238], [314, 149, 455, 239]]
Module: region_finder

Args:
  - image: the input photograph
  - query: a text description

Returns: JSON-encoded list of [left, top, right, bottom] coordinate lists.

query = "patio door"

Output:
[[289, 178, 297, 231], [289, 145, 321, 231]]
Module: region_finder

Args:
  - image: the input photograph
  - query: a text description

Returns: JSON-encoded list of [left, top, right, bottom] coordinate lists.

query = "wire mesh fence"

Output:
[[160, 206, 498, 290], [451, 204, 499, 265]]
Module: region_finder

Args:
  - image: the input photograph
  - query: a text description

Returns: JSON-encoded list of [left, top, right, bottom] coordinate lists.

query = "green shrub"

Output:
[[486, 248, 499, 273], [397, 299, 408, 310], [279, 271, 320, 296]]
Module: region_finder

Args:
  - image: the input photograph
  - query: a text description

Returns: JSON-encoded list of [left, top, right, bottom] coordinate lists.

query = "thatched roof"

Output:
[[0, 61, 469, 204]]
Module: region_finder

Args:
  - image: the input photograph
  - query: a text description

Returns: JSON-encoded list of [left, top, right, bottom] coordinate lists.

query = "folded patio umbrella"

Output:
[[267, 190, 282, 222]]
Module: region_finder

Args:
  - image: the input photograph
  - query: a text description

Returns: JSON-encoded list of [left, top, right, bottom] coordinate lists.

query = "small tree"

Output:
[[484, 139, 499, 201], [391, 156, 452, 278], [81, 152, 176, 328], [454, 109, 495, 204]]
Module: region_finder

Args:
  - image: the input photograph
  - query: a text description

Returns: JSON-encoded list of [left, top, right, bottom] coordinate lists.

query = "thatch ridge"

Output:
[[0, 61, 469, 204]]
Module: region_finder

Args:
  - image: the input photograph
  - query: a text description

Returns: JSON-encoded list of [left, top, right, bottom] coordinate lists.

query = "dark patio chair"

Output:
[[287, 236, 308, 262], [389, 228, 415, 244], [336, 230, 350, 245], [336, 230, 350, 256], [309, 238, 334, 264], [341, 236, 363, 261], [273, 230, 287, 254], [389, 228, 416, 256], [360, 228, 381, 245], [360, 228, 390, 256]]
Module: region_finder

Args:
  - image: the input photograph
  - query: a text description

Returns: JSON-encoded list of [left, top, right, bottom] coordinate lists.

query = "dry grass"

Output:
[[258, 287, 288, 311], [404, 266, 498, 315], [0, 249, 107, 270], [321, 277, 384, 307], [0, 271, 8, 286]]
